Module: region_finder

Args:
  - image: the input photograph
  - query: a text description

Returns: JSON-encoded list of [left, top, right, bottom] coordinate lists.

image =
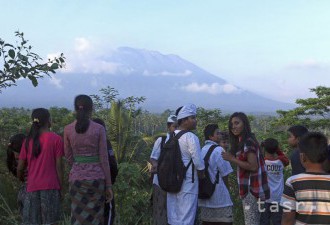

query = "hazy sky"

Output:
[[1, 0, 330, 103]]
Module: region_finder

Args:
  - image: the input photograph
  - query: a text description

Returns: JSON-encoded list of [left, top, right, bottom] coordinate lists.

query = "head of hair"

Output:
[[219, 131, 229, 141], [25, 108, 50, 158], [261, 138, 279, 154], [228, 112, 254, 154], [204, 124, 219, 141], [6, 133, 26, 176], [288, 125, 308, 138], [299, 132, 328, 163], [92, 118, 112, 149], [74, 95, 93, 134]]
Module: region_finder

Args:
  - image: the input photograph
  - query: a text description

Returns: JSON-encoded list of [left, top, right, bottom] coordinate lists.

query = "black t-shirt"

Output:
[[290, 148, 305, 176]]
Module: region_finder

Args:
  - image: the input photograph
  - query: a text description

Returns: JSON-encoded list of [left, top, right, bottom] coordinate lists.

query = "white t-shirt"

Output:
[[198, 140, 233, 208], [264, 159, 285, 203]]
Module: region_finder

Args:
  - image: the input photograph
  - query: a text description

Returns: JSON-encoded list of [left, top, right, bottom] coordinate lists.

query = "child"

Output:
[[17, 108, 64, 225], [280, 132, 330, 225], [199, 124, 233, 225], [166, 104, 205, 225], [287, 125, 308, 175], [260, 138, 289, 225], [149, 115, 177, 225], [93, 118, 118, 225], [6, 133, 26, 216], [218, 131, 229, 151]]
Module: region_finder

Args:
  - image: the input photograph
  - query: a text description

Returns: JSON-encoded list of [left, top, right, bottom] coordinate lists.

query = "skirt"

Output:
[[152, 184, 167, 225], [200, 206, 233, 223], [70, 179, 105, 225], [22, 189, 62, 225]]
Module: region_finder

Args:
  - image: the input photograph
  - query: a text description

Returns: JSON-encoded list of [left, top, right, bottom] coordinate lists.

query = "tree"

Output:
[[275, 86, 330, 130], [0, 31, 65, 92]]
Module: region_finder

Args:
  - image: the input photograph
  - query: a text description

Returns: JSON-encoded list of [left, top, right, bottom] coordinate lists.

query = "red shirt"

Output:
[[236, 137, 270, 200], [19, 132, 64, 192]]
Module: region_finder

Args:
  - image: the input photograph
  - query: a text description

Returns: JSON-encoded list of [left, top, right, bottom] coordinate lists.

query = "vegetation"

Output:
[[0, 86, 329, 224], [0, 31, 65, 92]]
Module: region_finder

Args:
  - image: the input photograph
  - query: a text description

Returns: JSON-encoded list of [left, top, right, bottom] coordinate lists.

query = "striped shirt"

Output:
[[280, 172, 330, 225]]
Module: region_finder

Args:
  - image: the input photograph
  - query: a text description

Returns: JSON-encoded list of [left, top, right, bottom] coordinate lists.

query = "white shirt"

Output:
[[173, 130, 205, 194], [150, 134, 169, 185], [198, 140, 233, 208], [265, 159, 284, 203]]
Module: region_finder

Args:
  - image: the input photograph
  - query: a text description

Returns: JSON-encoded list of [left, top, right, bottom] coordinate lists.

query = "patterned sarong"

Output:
[[152, 184, 167, 225], [70, 179, 105, 225]]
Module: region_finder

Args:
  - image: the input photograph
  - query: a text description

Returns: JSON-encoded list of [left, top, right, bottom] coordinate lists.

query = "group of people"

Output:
[[150, 103, 330, 225], [5, 98, 330, 225], [6, 94, 118, 225]]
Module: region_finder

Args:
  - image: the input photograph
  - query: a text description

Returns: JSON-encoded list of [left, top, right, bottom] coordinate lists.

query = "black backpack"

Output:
[[157, 130, 194, 193], [198, 144, 220, 199]]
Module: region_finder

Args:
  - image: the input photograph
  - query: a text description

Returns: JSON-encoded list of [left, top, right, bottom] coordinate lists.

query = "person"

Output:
[[92, 118, 118, 225], [64, 95, 113, 225], [287, 125, 308, 176], [6, 133, 26, 217], [166, 104, 205, 225], [218, 131, 229, 151], [149, 115, 177, 225], [222, 112, 269, 225], [17, 108, 64, 225], [280, 132, 330, 225], [198, 124, 233, 225], [260, 138, 289, 225]]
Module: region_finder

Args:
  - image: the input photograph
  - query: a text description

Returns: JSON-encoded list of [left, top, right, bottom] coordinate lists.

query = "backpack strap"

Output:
[[204, 144, 220, 184], [173, 130, 189, 140], [160, 136, 167, 149]]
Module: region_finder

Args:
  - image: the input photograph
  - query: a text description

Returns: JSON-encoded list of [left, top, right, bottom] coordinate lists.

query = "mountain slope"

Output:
[[0, 47, 294, 113]]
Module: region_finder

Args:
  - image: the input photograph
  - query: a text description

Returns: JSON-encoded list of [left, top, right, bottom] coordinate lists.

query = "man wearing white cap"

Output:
[[150, 115, 178, 225], [167, 103, 205, 225]]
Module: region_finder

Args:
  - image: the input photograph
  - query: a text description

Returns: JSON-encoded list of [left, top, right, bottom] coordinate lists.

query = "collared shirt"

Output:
[[236, 137, 270, 200], [198, 140, 233, 208]]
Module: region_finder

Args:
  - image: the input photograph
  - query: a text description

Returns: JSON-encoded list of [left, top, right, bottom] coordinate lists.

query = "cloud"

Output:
[[74, 37, 92, 53], [143, 69, 192, 77], [51, 37, 121, 74], [182, 82, 241, 95], [49, 76, 63, 89]]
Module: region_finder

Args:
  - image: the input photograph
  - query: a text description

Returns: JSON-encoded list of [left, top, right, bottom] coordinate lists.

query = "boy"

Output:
[[150, 115, 177, 225], [218, 131, 229, 151], [287, 125, 308, 175], [199, 124, 233, 225], [280, 132, 330, 225], [260, 138, 289, 225], [167, 104, 205, 225]]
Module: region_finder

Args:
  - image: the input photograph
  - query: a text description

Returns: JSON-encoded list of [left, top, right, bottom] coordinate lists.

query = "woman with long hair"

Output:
[[64, 95, 113, 225], [222, 112, 269, 225], [17, 108, 64, 225]]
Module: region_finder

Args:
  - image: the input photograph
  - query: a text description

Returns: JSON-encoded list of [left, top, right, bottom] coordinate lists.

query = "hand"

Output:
[[221, 151, 235, 162], [105, 188, 113, 203], [150, 164, 158, 174]]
